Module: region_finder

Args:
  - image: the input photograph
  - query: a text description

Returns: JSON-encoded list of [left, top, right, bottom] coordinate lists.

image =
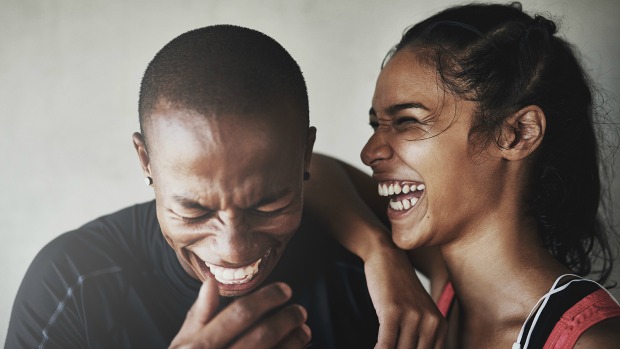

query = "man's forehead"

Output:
[[147, 107, 304, 171], [147, 105, 302, 144]]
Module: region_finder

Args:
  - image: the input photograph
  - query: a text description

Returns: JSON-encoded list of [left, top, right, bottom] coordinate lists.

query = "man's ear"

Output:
[[303, 126, 317, 173], [497, 105, 546, 161], [132, 132, 152, 177]]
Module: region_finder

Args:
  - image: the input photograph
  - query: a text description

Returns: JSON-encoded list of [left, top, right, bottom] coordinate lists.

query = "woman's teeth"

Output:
[[389, 197, 419, 211], [378, 182, 424, 211], [378, 182, 425, 197], [205, 258, 262, 285]]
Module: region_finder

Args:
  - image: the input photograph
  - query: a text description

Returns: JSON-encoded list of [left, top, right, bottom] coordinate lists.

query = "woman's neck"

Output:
[[439, 208, 570, 347]]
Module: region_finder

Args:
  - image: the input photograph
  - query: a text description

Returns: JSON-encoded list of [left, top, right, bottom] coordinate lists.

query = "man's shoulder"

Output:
[[5, 201, 171, 349], [38, 200, 157, 262], [294, 208, 365, 266], [277, 209, 379, 349], [78, 200, 157, 236], [24, 201, 154, 282]]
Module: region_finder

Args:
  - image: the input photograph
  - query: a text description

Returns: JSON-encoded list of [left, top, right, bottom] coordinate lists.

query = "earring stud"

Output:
[[144, 176, 153, 186]]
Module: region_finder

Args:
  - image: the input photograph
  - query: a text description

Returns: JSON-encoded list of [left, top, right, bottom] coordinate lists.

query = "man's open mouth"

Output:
[[204, 251, 268, 284], [200, 248, 272, 286]]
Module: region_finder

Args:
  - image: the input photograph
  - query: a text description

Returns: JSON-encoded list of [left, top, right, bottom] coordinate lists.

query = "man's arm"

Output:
[[304, 153, 447, 349]]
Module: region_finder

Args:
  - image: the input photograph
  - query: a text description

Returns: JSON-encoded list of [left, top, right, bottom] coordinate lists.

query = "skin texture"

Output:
[[133, 102, 315, 348], [133, 99, 446, 348], [305, 154, 447, 349], [363, 49, 489, 251], [134, 104, 314, 297], [360, 48, 620, 348]]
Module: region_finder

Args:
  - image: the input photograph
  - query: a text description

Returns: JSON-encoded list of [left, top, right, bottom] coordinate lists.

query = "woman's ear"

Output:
[[497, 105, 546, 161], [132, 132, 152, 176]]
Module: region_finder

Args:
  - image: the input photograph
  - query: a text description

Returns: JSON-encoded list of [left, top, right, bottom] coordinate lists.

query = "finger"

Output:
[[400, 314, 438, 349], [229, 304, 308, 349], [433, 319, 448, 349], [206, 282, 293, 347], [375, 316, 399, 349], [196, 277, 220, 323], [396, 328, 418, 349], [417, 315, 447, 349], [395, 319, 418, 349], [272, 324, 312, 349], [182, 277, 220, 332]]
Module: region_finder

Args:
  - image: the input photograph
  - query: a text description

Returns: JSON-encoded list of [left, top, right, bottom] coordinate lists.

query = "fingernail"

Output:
[[298, 305, 308, 321], [301, 324, 311, 338]]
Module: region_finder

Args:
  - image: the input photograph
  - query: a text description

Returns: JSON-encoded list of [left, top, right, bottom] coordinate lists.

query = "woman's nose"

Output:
[[361, 131, 393, 168]]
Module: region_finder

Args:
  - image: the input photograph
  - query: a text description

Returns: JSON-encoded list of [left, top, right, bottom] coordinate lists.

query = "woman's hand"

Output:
[[169, 279, 311, 349], [364, 245, 447, 349]]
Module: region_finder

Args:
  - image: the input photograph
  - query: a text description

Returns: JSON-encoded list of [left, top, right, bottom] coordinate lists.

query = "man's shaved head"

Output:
[[138, 25, 309, 146], [133, 25, 316, 297]]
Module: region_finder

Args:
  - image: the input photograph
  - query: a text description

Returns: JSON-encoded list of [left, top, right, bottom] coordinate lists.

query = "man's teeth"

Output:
[[378, 183, 425, 197], [389, 197, 419, 211], [206, 258, 262, 285]]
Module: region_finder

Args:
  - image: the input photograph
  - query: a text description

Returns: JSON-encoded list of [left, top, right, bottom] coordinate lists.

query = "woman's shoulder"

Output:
[[574, 316, 620, 348], [517, 274, 620, 349]]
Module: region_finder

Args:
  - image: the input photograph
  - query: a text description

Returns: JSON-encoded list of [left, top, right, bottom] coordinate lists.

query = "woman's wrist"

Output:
[[354, 225, 399, 262]]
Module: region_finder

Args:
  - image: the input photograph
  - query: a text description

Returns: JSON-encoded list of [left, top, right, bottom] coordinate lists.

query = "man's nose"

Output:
[[212, 213, 260, 264], [361, 131, 393, 168]]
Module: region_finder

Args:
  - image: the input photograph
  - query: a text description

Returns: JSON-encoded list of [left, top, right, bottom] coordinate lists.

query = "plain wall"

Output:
[[1, 0, 619, 343]]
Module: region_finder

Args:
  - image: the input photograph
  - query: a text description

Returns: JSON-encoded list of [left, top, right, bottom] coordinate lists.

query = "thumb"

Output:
[[189, 277, 220, 325]]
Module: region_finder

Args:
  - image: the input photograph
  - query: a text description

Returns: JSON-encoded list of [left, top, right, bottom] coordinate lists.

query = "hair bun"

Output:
[[533, 15, 557, 35]]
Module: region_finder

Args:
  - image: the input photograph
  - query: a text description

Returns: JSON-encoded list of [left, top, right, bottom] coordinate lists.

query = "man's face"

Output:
[[139, 104, 314, 296]]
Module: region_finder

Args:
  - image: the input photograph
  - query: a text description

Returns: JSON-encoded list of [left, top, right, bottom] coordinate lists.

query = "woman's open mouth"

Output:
[[377, 181, 425, 215]]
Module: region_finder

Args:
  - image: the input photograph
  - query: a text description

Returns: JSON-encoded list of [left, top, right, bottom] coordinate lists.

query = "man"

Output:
[[5, 25, 380, 349]]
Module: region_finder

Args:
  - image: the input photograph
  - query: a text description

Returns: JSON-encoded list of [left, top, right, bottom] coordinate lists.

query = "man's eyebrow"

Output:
[[172, 196, 210, 210], [253, 188, 292, 207]]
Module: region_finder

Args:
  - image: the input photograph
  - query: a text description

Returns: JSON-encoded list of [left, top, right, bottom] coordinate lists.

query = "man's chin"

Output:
[[216, 278, 265, 297]]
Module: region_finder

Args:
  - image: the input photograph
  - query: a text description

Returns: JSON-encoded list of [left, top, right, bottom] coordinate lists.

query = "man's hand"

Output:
[[170, 278, 311, 349], [365, 248, 447, 349]]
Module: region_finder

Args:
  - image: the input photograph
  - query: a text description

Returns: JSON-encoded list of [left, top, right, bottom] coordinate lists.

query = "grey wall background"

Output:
[[1, 0, 619, 343]]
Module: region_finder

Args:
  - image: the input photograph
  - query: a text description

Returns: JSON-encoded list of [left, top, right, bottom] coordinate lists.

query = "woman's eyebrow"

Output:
[[370, 102, 430, 117], [386, 102, 429, 114]]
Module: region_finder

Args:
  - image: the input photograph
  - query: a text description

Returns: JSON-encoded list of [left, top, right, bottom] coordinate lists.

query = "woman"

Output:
[[345, 2, 620, 348]]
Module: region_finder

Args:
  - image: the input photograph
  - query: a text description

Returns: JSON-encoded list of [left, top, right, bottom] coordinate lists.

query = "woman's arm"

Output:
[[304, 153, 447, 348]]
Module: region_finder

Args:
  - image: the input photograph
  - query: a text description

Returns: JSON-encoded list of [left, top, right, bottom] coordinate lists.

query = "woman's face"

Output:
[[361, 49, 504, 250]]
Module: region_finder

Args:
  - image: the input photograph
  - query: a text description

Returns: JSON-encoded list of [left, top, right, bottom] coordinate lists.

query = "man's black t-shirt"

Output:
[[6, 201, 379, 349]]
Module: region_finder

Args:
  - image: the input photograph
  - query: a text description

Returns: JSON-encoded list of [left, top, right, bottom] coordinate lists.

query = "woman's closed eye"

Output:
[[395, 116, 422, 126]]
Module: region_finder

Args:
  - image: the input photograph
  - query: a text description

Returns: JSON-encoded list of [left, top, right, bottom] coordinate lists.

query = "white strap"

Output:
[[514, 274, 582, 349]]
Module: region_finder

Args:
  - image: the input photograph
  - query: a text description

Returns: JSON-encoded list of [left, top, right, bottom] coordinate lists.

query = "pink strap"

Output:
[[437, 282, 455, 318], [543, 288, 620, 348]]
